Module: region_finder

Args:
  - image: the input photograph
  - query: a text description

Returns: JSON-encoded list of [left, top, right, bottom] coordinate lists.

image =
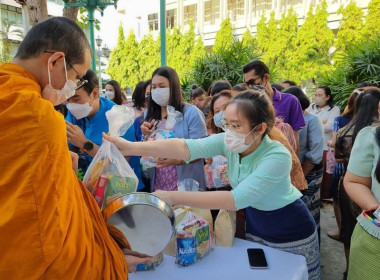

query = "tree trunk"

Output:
[[16, 0, 48, 26], [62, 5, 79, 22]]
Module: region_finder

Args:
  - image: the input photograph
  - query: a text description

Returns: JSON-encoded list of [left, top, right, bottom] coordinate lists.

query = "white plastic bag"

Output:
[[83, 106, 138, 209]]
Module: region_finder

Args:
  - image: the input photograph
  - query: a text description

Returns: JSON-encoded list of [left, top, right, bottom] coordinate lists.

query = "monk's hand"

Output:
[[69, 151, 78, 172], [102, 132, 131, 155], [156, 158, 183, 168], [66, 122, 87, 148], [122, 248, 153, 273]]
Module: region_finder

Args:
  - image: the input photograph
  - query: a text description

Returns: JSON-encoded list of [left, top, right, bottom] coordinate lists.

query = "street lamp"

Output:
[[95, 35, 110, 92], [63, 0, 118, 71]]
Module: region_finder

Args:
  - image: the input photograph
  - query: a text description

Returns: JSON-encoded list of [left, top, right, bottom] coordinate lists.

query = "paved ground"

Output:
[[320, 200, 346, 280]]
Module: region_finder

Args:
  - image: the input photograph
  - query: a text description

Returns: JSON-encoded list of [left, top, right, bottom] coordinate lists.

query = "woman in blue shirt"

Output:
[[103, 89, 320, 279], [140, 66, 207, 191]]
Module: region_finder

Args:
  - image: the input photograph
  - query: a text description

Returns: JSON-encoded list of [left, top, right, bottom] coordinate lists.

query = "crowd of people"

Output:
[[1, 17, 380, 280]]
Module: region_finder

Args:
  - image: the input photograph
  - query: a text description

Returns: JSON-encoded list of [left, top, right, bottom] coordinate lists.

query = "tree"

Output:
[[263, 8, 299, 80], [190, 41, 260, 92], [255, 14, 269, 54], [333, 1, 364, 62], [16, 0, 48, 26], [106, 24, 128, 88], [241, 29, 255, 49], [361, 0, 380, 37], [0, 20, 23, 63], [135, 32, 160, 81], [62, 1, 79, 22], [319, 36, 380, 108], [213, 18, 234, 52], [293, 1, 334, 82]]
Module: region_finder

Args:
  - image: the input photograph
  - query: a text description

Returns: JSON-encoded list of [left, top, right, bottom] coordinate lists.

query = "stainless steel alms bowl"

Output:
[[102, 192, 175, 256]]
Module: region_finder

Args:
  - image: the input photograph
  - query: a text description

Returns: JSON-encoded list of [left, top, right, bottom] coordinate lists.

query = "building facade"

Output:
[[115, 0, 370, 46], [1, 0, 63, 58]]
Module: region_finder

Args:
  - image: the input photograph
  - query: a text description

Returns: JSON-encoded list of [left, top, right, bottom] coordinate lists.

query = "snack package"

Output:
[[175, 210, 212, 266], [83, 106, 138, 210], [164, 207, 213, 257], [204, 155, 229, 189], [141, 106, 183, 167]]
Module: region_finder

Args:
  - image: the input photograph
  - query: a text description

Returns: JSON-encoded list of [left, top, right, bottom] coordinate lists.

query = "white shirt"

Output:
[[307, 104, 340, 150]]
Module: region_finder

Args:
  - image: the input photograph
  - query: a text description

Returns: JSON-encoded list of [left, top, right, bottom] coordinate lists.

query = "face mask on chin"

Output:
[[224, 125, 259, 153], [42, 56, 77, 106]]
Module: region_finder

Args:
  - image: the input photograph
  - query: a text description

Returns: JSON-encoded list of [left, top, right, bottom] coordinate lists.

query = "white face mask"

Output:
[[105, 91, 115, 100], [42, 56, 77, 106], [224, 125, 259, 153], [151, 87, 170, 106], [66, 102, 92, 119], [314, 96, 326, 107]]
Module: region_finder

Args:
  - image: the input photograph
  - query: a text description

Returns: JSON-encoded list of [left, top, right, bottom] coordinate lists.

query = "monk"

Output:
[[0, 17, 151, 279]]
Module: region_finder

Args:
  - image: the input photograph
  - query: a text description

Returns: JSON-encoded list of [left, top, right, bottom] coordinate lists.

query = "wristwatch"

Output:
[[81, 140, 94, 153]]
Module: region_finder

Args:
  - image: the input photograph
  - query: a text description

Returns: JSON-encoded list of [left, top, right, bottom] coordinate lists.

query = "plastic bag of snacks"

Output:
[[141, 106, 183, 167], [83, 106, 138, 210], [204, 155, 229, 189], [175, 210, 212, 266]]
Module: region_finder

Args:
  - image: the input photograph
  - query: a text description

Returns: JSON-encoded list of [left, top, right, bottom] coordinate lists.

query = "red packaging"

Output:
[[94, 176, 108, 207]]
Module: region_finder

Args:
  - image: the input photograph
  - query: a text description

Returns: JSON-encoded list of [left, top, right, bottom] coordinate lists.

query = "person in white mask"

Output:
[[140, 66, 207, 192], [65, 70, 145, 192], [105, 80, 126, 105], [307, 86, 340, 207], [103, 89, 321, 279]]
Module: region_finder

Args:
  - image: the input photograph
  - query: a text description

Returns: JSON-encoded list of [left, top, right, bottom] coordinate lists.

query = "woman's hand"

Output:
[[153, 190, 176, 207], [102, 133, 131, 155], [123, 248, 153, 273], [141, 119, 156, 137], [156, 158, 183, 168], [204, 157, 213, 165], [66, 122, 87, 148]]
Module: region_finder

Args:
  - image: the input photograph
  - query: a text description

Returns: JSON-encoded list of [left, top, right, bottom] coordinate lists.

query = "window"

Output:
[[166, 9, 176, 29], [204, 0, 220, 25], [184, 4, 197, 25], [148, 13, 158, 31], [1, 4, 23, 28], [227, 0, 244, 20], [280, 0, 303, 12], [252, 0, 272, 18]]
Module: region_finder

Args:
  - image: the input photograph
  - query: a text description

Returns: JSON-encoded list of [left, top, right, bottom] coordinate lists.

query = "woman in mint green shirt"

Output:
[[103, 90, 320, 280], [344, 124, 380, 280]]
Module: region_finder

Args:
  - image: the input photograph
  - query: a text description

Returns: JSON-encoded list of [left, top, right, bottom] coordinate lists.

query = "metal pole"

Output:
[[98, 49, 102, 92], [87, 5, 96, 71], [160, 0, 166, 66]]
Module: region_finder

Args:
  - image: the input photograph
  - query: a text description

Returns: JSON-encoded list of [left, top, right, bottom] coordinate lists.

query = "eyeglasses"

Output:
[[245, 76, 263, 87], [220, 121, 242, 135], [44, 50, 88, 90]]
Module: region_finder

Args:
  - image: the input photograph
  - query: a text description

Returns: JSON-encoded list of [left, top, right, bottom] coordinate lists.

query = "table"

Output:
[[130, 238, 308, 280]]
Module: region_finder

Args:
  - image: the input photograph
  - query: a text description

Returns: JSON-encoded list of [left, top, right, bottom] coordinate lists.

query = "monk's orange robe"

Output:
[[0, 63, 128, 279]]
